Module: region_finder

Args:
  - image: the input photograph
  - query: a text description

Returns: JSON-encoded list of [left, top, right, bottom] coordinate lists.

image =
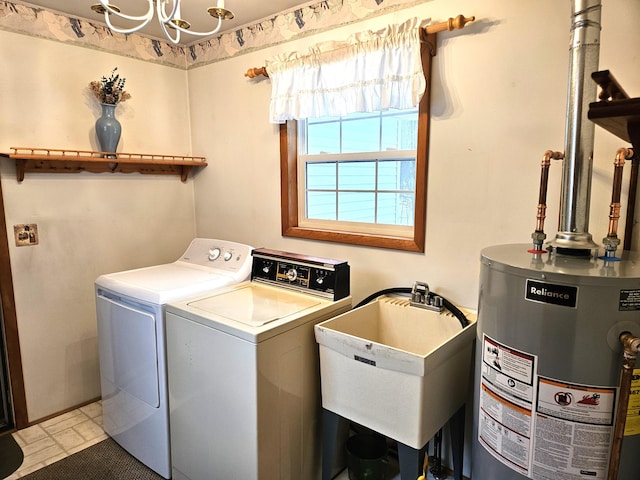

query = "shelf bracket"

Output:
[[180, 166, 193, 183], [15, 159, 25, 182]]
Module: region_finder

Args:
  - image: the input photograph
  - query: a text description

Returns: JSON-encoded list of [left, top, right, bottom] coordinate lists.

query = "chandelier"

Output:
[[91, 1, 234, 44]]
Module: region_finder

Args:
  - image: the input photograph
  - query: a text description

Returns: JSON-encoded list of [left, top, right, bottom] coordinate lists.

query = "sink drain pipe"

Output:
[[607, 332, 640, 480], [354, 286, 470, 328]]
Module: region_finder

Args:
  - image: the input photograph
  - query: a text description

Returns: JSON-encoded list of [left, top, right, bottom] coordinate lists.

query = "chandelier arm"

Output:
[[159, 19, 181, 44], [96, 0, 231, 40], [156, 0, 179, 24], [98, 0, 155, 23], [104, 12, 155, 35], [156, 0, 181, 44], [169, 16, 223, 37]]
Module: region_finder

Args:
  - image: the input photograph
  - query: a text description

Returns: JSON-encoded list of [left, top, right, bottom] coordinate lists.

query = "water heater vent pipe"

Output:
[[551, 0, 602, 252]]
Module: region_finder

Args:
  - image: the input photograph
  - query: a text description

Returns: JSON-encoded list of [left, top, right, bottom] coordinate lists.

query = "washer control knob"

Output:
[[208, 248, 221, 261], [286, 268, 298, 282], [316, 276, 324, 285], [224, 251, 233, 261], [262, 264, 271, 274]]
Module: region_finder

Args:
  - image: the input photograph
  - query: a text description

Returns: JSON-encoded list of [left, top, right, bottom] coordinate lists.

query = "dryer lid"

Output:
[[96, 263, 239, 304]]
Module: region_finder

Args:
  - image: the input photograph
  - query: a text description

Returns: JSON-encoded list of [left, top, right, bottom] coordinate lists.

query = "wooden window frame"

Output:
[[279, 34, 436, 252]]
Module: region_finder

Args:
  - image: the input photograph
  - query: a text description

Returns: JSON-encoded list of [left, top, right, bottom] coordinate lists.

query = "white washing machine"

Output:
[[95, 238, 253, 479], [165, 248, 351, 480]]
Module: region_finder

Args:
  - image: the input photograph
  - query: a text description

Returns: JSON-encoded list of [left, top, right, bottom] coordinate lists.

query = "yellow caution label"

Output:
[[624, 368, 640, 436]]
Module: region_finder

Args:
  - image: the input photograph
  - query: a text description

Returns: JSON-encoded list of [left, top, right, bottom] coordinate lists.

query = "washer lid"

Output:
[[96, 263, 239, 304], [186, 283, 321, 327]]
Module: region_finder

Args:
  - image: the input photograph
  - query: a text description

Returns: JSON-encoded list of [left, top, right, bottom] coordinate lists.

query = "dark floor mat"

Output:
[[0, 433, 23, 479], [21, 438, 164, 480]]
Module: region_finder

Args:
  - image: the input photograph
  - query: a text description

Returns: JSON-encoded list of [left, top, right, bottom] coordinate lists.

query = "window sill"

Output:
[[282, 225, 424, 252]]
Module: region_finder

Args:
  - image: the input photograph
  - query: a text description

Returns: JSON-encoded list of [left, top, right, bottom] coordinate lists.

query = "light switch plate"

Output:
[[14, 224, 39, 246]]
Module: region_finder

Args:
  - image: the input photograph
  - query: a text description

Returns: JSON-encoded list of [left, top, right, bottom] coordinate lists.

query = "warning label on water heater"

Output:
[[533, 377, 615, 479], [625, 369, 640, 436], [478, 334, 616, 480], [478, 335, 536, 476], [618, 289, 640, 311]]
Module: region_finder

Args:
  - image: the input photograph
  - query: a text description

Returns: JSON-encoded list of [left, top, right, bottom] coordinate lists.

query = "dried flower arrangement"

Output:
[[89, 67, 131, 105]]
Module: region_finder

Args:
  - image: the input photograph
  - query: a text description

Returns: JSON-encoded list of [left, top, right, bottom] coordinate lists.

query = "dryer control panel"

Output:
[[251, 248, 350, 300]]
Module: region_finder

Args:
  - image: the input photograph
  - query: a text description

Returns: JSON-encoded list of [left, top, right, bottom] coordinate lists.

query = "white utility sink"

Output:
[[314, 296, 476, 449]]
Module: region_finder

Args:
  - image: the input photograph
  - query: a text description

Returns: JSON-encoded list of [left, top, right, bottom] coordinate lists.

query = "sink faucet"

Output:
[[410, 281, 444, 312]]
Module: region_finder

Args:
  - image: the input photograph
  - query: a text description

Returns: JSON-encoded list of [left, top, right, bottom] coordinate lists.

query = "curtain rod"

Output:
[[244, 14, 475, 79]]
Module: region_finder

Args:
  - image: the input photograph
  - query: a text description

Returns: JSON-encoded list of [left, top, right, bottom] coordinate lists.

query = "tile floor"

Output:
[[6, 401, 442, 480], [6, 401, 106, 479]]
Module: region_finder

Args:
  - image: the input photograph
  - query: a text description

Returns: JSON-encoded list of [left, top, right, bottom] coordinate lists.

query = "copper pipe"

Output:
[[530, 150, 564, 252], [244, 14, 475, 78], [607, 332, 640, 480], [603, 148, 634, 257]]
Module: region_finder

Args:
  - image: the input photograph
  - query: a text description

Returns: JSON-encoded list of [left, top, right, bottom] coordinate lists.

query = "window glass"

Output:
[[377, 160, 415, 191], [337, 161, 376, 190], [338, 192, 376, 223], [342, 117, 380, 153], [307, 192, 337, 220], [307, 120, 340, 154], [306, 162, 336, 189], [381, 112, 419, 151], [377, 192, 414, 226]]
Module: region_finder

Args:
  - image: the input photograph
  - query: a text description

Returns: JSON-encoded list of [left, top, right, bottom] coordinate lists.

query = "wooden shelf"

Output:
[[1, 148, 208, 182], [589, 98, 640, 146], [588, 70, 640, 149]]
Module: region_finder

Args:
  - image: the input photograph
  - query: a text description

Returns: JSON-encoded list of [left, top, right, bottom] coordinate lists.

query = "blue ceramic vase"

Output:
[[95, 103, 121, 158]]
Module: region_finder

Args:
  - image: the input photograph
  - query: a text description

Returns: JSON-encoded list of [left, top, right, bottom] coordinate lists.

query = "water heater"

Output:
[[471, 245, 640, 479], [471, 2, 640, 477]]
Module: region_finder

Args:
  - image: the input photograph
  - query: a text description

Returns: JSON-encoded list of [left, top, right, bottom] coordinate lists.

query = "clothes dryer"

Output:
[[165, 248, 351, 480], [95, 238, 252, 478]]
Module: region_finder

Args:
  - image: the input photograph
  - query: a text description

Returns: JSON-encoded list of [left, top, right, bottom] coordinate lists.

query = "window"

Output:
[[301, 109, 417, 227], [280, 36, 434, 252]]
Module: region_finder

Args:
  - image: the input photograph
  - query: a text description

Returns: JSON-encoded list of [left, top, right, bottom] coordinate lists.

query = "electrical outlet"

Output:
[[14, 224, 39, 247]]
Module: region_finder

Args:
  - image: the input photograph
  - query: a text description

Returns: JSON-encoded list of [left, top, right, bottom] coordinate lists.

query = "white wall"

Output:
[[0, 31, 197, 421], [189, 0, 640, 309]]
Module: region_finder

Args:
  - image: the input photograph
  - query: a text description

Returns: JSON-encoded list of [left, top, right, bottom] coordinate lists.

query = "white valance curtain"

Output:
[[265, 17, 426, 124]]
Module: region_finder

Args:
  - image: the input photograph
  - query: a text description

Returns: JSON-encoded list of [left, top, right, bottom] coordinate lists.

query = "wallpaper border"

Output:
[[1, 0, 425, 70]]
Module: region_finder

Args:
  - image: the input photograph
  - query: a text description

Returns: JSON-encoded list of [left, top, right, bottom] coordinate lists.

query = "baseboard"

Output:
[[26, 396, 101, 427]]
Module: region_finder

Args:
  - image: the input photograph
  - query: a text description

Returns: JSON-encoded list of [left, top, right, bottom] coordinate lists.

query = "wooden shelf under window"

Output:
[[1, 148, 208, 182]]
